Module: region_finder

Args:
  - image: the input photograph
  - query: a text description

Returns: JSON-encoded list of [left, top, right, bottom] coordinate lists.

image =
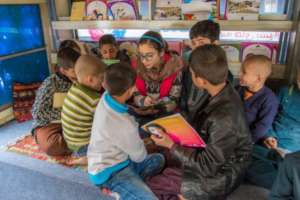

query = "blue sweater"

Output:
[[268, 85, 300, 152], [237, 86, 279, 143]]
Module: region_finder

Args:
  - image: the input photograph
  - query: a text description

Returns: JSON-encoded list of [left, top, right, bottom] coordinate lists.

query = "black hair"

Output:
[[104, 62, 136, 96], [57, 47, 80, 69], [99, 34, 118, 49], [190, 44, 228, 85], [190, 20, 220, 42], [59, 40, 81, 52]]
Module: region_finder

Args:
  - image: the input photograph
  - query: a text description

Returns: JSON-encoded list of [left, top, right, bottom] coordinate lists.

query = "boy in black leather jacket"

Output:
[[152, 44, 252, 200]]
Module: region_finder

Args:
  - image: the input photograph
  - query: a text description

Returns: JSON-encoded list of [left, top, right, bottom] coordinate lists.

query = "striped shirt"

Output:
[[61, 83, 100, 152]]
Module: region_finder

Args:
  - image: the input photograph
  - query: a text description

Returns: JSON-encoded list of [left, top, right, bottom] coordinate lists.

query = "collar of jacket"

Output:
[[56, 72, 72, 83], [104, 92, 128, 114], [203, 83, 234, 114]]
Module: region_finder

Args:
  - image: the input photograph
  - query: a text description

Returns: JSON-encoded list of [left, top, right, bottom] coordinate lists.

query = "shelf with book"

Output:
[[51, 20, 293, 32]]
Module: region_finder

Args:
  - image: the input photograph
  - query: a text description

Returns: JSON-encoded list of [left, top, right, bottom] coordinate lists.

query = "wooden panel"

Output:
[[52, 20, 293, 32], [39, 3, 54, 73]]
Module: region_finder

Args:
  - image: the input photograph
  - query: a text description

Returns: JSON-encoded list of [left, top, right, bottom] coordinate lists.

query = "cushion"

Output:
[[12, 82, 41, 123]]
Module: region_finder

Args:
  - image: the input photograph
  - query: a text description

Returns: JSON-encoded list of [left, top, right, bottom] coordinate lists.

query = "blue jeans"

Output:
[[101, 153, 165, 200], [73, 145, 88, 157]]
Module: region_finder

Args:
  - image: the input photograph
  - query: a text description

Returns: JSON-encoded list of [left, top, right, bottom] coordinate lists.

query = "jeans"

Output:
[[73, 144, 88, 157], [101, 153, 165, 200]]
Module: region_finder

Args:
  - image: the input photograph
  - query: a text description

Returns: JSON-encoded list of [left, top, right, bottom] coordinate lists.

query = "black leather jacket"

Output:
[[172, 83, 252, 200]]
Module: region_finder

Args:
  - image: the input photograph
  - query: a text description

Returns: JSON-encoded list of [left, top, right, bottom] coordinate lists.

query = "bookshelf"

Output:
[[52, 20, 293, 32]]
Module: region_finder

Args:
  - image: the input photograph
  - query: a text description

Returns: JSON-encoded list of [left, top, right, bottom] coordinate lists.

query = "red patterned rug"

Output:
[[5, 135, 86, 170]]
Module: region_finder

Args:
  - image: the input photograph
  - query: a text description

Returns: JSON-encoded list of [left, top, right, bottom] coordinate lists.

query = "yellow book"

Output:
[[70, 1, 86, 21], [53, 92, 67, 108]]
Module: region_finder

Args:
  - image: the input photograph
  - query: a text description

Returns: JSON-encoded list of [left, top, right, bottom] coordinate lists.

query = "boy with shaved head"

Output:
[[62, 55, 106, 165], [237, 55, 279, 143]]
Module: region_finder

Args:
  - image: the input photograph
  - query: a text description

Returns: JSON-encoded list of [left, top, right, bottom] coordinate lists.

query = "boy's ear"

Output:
[[102, 80, 108, 90], [86, 75, 93, 83], [213, 40, 219, 45], [194, 75, 206, 88], [58, 67, 67, 75]]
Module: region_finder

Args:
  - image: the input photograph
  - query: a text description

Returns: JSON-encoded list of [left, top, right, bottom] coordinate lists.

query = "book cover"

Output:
[[53, 93, 67, 108], [102, 59, 120, 65], [181, 0, 219, 20], [226, 0, 260, 20], [241, 42, 274, 62], [153, 0, 182, 20], [107, 0, 139, 20], [70, 1, 86, 21], [86, 0, 108, 20], [138, 0, 152, 20], [142, 113, 206, 148], [220, 44, 240, 63]]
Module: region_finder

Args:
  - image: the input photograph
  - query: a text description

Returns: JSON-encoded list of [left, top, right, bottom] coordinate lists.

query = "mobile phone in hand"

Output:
[[146, 124, 163, 138]]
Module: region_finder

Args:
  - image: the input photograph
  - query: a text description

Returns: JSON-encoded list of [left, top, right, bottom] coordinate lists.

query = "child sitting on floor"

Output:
[[98, 34, 130, 64], [61, 55, 106, 165], [31, 47, 80, 156], [237, 55, 279, 143], [88, 63, 164, 199]]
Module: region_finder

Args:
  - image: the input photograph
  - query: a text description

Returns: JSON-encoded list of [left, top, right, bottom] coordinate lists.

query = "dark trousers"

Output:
[[34, 123, 70, 156], [270, 151, 300, 200], [246, 145, 282, 189]]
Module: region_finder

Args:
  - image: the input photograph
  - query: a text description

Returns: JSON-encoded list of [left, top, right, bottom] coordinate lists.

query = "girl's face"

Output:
[[138, 43, 163, 69]]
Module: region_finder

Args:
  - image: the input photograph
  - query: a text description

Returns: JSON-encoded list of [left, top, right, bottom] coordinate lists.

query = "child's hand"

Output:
[[144, 96, 157, 106], [129, 105, 159, 116], [151, 129, 174, 149], [264, 137, 278, 149]]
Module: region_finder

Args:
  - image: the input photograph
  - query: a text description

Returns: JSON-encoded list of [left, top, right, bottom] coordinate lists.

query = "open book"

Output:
[[142, 113, 206, 148]]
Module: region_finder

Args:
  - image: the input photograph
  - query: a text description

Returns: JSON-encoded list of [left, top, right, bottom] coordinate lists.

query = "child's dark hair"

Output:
[[59, 40, 81, 52], [99, 34, 118, 49], [57, 47, 80, 69], [139, 31, 165, 52], [104, 62, 136, 96], [190, 44, 228, 85], [190, 20, 220, 42]]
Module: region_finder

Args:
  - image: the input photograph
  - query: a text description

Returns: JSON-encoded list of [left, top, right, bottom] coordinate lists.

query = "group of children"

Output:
[[31, 19, 300, 200]]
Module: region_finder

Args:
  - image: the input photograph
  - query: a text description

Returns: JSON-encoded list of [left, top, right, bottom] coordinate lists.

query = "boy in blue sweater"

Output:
[[237, 55, 279, 143]]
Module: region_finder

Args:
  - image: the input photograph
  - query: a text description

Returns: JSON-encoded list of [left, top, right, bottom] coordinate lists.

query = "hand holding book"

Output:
[[149, 125, 175, 149], [143, 114, 206, 148]]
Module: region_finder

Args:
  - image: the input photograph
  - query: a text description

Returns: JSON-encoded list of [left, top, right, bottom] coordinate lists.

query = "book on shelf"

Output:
[[153, 0, 182, 20], [226, 0, 260, 20], [138, 0, 153, 20], [241, 42, 278, 64], [85, 0, 108, 20], [107, 0, 139, 20], [220, 44, 241, 63], [142, 113, 206, 148], [70, 1, 86, 21], [181, 0, 220, 20]]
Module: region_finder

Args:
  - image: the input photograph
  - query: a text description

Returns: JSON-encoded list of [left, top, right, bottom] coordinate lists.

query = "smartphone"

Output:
[[147, 124, 162, 138]]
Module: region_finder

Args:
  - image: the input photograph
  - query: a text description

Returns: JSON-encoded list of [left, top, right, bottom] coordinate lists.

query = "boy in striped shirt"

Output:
[[62, 55, 106, 165]]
